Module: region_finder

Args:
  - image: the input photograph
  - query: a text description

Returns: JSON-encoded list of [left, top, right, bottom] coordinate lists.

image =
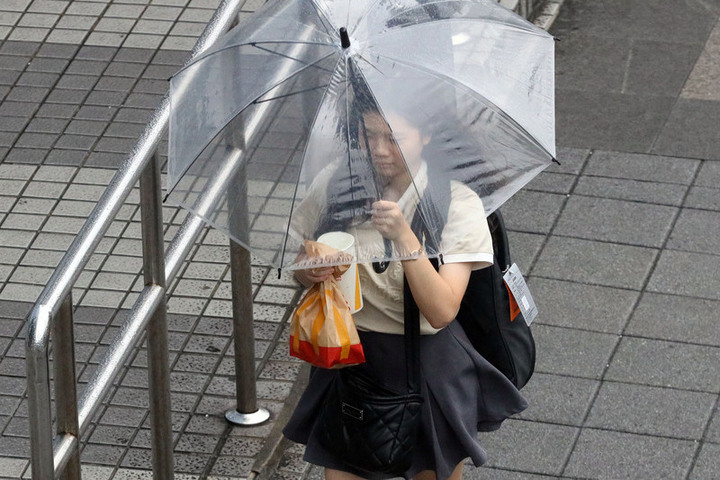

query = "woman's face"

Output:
[[362, 111, 429, 183]]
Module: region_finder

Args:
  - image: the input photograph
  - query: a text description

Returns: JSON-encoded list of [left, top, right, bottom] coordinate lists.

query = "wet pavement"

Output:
[[1, 0, 719, 479]]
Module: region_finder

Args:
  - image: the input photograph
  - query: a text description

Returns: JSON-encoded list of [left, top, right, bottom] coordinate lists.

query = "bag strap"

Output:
[[402, 275, 421, 394], [487, 210, 511, 271]]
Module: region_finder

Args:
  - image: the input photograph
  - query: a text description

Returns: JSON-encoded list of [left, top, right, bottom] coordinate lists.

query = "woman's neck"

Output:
[[381, 173, 412, 202]]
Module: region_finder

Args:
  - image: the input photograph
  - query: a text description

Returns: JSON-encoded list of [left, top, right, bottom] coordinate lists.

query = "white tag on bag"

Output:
[[503, 263, 538, 326]]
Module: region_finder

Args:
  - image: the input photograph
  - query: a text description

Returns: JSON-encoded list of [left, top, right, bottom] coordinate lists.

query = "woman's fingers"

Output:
[[371, 200, 406, 239], [295, 266, 335, 286]]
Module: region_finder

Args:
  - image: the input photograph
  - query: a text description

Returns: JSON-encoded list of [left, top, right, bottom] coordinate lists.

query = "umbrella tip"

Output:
[[339, 27, 351, 49]]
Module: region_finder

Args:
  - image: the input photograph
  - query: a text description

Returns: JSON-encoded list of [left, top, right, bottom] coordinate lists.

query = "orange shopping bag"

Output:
[[289, 241, 365, 369]]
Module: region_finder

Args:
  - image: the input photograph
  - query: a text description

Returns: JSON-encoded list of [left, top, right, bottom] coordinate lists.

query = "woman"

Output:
[[283, 106, 527, 480]]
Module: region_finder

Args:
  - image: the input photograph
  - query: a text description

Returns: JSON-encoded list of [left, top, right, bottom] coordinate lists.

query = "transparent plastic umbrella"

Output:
[[165, 0, 555, 271]]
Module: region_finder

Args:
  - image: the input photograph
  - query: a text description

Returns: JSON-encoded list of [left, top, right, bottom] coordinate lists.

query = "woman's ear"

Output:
[[422, 134, 431, 147]]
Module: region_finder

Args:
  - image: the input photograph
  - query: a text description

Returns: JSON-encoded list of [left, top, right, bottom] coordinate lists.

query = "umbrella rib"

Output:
[[372, 53, 555, 161], [250, 43, 336, 73], [380, 11, 551, 38], [252, 84, 329, 105], [348, 0, 384, 34], [170, 40, 335, 79], [167, 50, 338, 199], [348, 57, 444, 254], [277, 54, 348, 269]]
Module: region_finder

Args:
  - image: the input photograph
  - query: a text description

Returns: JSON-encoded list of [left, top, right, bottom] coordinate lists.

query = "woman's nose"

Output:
[[372, 137, 391, 156]]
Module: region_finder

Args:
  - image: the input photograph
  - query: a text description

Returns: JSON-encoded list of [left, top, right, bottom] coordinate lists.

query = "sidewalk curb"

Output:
[[249, 362, 311, 480], [534, 0, 564, 30]]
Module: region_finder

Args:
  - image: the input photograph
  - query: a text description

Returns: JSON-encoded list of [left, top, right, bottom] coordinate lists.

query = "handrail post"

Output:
[[225, 241, 270, 426], [54, 293, 81, 480], [139, 150, 174, 478], [225, 162, 269, 426], [225, 240, 270, 426], [26, 305, 55, 480]]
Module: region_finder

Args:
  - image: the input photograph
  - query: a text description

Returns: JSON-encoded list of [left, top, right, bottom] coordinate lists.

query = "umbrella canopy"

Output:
[[166, 0, 555, 270]]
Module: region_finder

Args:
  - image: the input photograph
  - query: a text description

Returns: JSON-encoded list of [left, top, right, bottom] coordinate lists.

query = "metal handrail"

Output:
[[25, 1, 247, 478]]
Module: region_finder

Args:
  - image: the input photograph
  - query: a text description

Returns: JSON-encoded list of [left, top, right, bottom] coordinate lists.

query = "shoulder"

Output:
[[448, 180, 485, 219]]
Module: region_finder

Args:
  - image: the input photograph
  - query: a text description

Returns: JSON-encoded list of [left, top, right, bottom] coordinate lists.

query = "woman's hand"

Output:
[[293, 266, 335, 288], [371, 201, 473, 330], [371, 200, 413, 242]]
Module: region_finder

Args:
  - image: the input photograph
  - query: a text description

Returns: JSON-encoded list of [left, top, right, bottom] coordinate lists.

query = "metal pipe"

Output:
[[140, 151, 174, 479], [26, 0, 246, 476], [53, 433, 78, 477], [53, 294, 80, 480], [26, 305, 54, 480], [224, 240, 269, 426], [77, 285, 164, 433], [164, 147, 244, 284]]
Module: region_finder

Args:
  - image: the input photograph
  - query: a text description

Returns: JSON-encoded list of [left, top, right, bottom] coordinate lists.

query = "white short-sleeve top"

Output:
[[292, 162, 493, 335]]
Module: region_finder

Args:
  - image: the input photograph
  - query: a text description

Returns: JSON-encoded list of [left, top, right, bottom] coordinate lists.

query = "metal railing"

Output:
[[23, 1, 269, 478]]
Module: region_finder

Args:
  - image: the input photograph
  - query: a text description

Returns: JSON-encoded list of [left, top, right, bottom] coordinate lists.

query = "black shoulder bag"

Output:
[[317, 276, 423, 476]]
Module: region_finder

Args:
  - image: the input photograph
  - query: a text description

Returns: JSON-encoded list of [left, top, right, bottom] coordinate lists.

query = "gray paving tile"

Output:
[[707, 407, 720, 444], [530, 278, 638, 333], [584, 150, 700, 184], [44, 148, 87, 165], [0, 68, 22, 85], [585, 381, 716, 439], [0, 458, 27, 478], [105, 62, 147, 79], [478, 419, 577, 476], [501, 190, 566, 234], [554, 195, 677, 247], [685, 186, 720, 211], [556, 89, 675, 152], [15, 131, 57, 148], [54, 74, 99, 93], [34, 101, 77, 119], [27, 56, 69, 74], [695, 160, 720, 187], [553, 33, 631, 93], [564, 429, 697, 480], [533, 236, 657, 290], [525, 171, 576, 195], [550, 0, 720, 43], [626, 292, 720, 346], [624, 40, 704, 97], [532, 324, 618, 379], [25, 117, 67, 134], [95, 75, 136, 92], [648, 250, 720, 300], [88, 424, 136, 446], [690, 442, 720, 480], [606, 337, 720, 392], [516, 373, 598, 426], [667, 208, 720, 254], [574, 175, 689, 206], [209, 455, 254, 477], [0, 297, 25, 319], [0, 100, 38, 118], [7, 85, 49, 102], [653, 98, 720, 161]]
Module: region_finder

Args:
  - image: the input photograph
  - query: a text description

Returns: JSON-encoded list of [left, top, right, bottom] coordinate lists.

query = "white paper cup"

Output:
[[317, 231, 363, 313]]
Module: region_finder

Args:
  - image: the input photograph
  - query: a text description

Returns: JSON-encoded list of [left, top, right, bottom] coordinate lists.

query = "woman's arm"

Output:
[[371, 200, 471, 329]]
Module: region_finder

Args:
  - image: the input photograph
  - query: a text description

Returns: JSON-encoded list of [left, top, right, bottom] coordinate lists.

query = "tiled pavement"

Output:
[[1, 0, 720, 480]]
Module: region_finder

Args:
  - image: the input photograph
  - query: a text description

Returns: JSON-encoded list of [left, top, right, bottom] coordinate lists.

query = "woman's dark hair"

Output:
[[313, 64, 383, 238]]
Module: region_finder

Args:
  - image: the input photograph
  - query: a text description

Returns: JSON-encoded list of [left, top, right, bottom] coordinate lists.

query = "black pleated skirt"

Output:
[[282, 320, 528, 480]]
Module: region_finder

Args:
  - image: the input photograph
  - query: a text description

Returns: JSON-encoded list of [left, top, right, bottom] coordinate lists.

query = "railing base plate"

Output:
[[225, 407, 271, 426]]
